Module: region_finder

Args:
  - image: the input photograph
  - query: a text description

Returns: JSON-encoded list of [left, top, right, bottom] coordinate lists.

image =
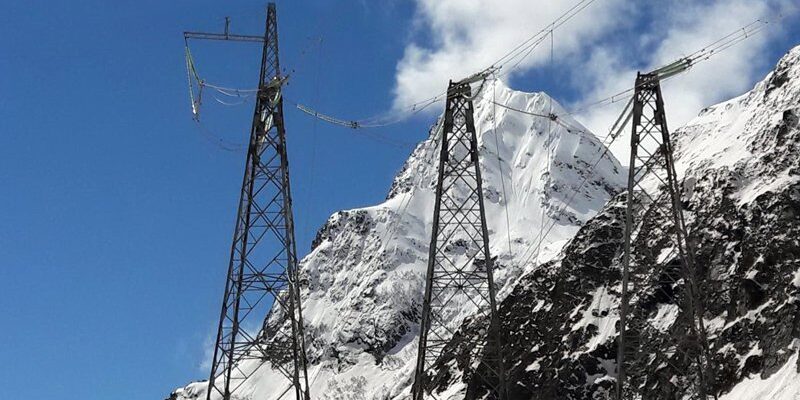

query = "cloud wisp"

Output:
[[392, 0, 629, 109], [393, 0, 796, 163]]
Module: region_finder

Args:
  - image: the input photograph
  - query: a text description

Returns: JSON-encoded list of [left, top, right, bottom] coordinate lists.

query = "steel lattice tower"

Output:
[[205, 4, 310, 400], [413, 80, 507, 400], [616, 72, 715, 400]]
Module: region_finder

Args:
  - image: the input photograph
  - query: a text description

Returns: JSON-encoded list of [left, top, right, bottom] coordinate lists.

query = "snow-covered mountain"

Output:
[[170, 79, 624, 400], [429, 46, 800, 399], [172, 45, 800, 400]]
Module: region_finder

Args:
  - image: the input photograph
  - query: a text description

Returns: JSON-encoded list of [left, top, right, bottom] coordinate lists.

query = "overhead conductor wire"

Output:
[[512, 16, 777, 268], [491, 73, 515, 256], [532, 29, 556, 265], [292, 0, 598, 131]]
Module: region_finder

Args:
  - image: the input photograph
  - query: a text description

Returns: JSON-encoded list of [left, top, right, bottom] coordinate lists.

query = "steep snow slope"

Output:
[[171, 79, 624, 400], [439, 46, 800, 399]]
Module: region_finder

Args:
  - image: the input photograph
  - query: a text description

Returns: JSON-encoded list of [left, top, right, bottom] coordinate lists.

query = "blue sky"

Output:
[[0, 1, 797, 400]]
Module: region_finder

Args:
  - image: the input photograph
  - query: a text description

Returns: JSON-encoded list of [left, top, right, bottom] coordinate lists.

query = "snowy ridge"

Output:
[[671, 45, 800, 200], [172, 79, 624, 400]]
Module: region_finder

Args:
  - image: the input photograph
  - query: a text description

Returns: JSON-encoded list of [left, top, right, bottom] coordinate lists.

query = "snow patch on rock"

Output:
[[720, 352, 800, 400]]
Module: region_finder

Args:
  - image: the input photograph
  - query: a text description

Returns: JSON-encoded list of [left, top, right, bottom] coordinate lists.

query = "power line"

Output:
[[377, 120, 442, 254], [294, 4, 776, 137], [185, 7, 778, 138], [294, 0, 598, 130], [192, 119, 247, 152], [567, 16, 774, 116], [286, 99, 417, 148], [511, 93, 624, 265], [493, 0, 596, 81], [517, 116, 623, 268], [491, 75, 515, 256], [506, 15, 774, 268], [419, 15, 779, 269], [299, 37, 324, 243]]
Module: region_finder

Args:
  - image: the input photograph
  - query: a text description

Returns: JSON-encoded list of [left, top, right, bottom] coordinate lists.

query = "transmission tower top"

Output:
[[184, 8, 268, 43]]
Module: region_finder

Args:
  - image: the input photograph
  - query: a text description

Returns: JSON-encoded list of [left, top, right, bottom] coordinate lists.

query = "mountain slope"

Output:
[[173, 44, 800, 400], [171, 79, 624, 400], [439, 46, 800, 399]]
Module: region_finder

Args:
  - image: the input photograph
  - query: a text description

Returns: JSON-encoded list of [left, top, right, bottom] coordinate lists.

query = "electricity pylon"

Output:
[[616, 71, 715, 400], [190, 4, 311, 400], [413, 77, 507, 400]]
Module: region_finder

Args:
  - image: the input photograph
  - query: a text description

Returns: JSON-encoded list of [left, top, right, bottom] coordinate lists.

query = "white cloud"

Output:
[[578, 0, 793, 162], [392, 0, 630, 109], [394, 0, 796, 164]]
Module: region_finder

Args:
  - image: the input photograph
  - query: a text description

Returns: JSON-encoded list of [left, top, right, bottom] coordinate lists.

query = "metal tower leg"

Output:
[[616, 72, 715, 400], [206, 4, 310, 400], [413, 80, 507, 400]]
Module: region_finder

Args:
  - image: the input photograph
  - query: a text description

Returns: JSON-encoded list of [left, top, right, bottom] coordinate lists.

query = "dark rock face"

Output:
[[442, 167, 799, 400], [425, 198, 626, 399], [713, 182, 800, 381], [495, 198, 625, 400], [311, 210, 375, 252]]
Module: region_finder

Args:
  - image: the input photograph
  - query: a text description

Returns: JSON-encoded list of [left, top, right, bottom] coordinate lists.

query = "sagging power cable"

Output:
[[567, 16, 774, 116], [294, 0, 598, 130], [486, 13, 774, 145]]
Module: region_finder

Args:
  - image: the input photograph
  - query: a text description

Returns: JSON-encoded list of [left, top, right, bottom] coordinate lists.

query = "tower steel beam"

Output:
[[616, 72, 715, 400], [203, 4, 310, 400], [413, 80, 507, 400]]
